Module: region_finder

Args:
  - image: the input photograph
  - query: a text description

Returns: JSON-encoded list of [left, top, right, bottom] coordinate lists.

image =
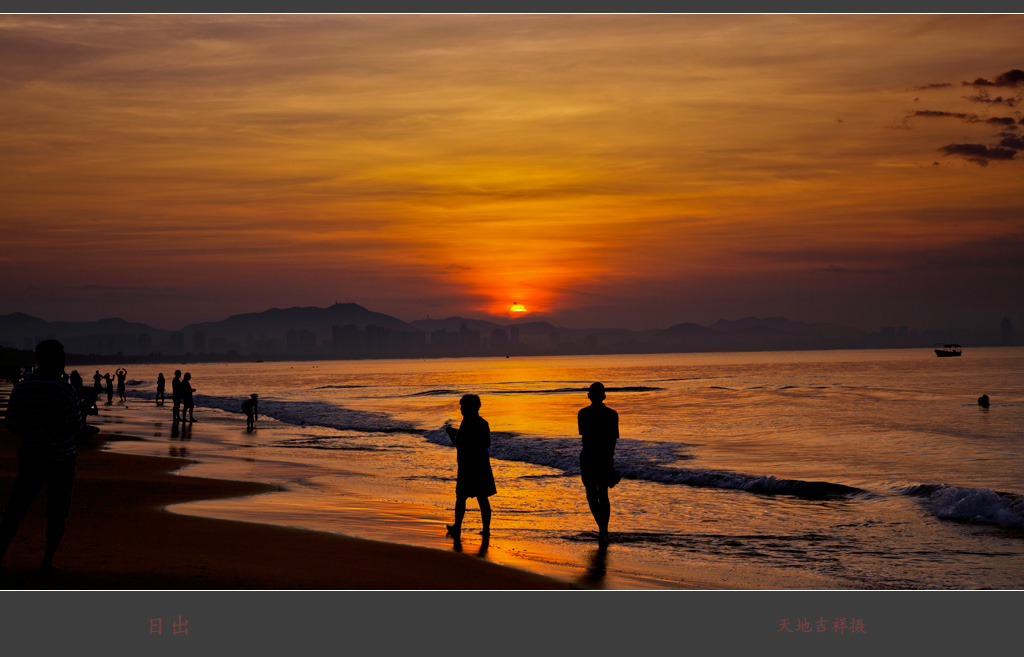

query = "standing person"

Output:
[[578, 382, 620, 544], [170, 370, 182, 421], [68, 370, 83, 397], [181, 372, 196, 422], [92, 370, 102, 395], [155, 373, 166, 406], [443, 394, 496, 539], [103, 373, 114, 405], [0, 340, 84, 573], [241, 394, 259, 431], [115, 367, 128, 402]]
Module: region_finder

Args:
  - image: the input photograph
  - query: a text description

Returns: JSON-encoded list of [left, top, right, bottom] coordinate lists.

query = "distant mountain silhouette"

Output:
[[182, 303, 415, 339], [0, 306, 1014, 359]]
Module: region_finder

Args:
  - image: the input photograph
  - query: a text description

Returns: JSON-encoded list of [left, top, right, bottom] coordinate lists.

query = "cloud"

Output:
[[964, 68, 1024, 88], [965, 91, 1019, 107], [938, 143, 1016, 166], [999, 134, 1024, 150], [910, 82, 952, 90], [910, 110, 972, 120], [908, 110, 1017, 126], [908, 67, 1024, 166]]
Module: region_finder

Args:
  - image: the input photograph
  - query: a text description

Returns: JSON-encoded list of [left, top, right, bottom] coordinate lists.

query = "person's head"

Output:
[[34, 340, 66, 374], [459, 394, 481, 416], [588, 382, 606, 403], [174, 370, 181, 377], [183, 372, 191, 380], [251, 393, 258, 400]]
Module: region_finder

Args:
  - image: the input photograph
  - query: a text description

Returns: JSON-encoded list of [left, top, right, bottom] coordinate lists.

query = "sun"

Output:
[[510, 301, 527, 314]]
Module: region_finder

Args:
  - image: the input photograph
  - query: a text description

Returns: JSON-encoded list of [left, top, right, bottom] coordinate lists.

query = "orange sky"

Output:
[[2, 15, 1022, 331]]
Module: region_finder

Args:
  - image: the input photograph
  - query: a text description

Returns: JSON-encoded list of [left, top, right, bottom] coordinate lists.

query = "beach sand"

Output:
[[0, 422, 572, 589]]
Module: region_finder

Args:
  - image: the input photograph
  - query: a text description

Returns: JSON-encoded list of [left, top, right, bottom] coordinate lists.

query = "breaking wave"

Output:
[[902, 484, 1024, 529], [425, 426, 863, 500]]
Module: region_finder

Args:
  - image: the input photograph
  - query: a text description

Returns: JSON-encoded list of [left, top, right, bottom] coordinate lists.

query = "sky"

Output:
[[2, 15, 1022, 332]]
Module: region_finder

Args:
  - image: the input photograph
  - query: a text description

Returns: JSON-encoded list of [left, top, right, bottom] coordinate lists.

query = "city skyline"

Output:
[[2, 15, 1022, 332]]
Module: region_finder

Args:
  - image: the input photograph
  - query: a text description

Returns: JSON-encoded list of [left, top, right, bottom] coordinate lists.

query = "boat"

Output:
[[934, 344, 962, 357]]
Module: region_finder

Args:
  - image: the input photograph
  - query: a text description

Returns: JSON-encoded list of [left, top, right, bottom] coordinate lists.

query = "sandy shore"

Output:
[[0, 419, 571, 589]]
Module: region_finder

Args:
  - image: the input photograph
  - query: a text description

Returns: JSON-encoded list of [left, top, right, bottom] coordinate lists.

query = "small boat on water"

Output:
[[934, 344, 962, 357]]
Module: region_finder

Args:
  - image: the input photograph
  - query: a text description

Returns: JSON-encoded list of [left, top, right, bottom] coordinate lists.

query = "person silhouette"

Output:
[[242, 394, 259, 431], [156, 373, 166, 406], [92, 370, 102, 393], [68, 370, 83, 396], [181, 372, 196, 422], [103, 373, 114, 405], [444, 394, 496, 539], [578, 382, 619, 544], [978, 394, 990, 408], [0, 340, 84, 573], [115, 368, 128, 402], [171, 370, 183, 421]]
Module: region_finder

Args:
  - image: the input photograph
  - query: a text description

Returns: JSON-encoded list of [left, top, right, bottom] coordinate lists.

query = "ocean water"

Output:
[[91, 348, 1023, 589]]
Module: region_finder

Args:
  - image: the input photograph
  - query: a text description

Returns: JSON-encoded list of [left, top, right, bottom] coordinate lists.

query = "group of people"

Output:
[[2, 338, 614, 575], [445, 381, 620, 544], [165, 370, 196, 423], [1, 341, 264, 573]]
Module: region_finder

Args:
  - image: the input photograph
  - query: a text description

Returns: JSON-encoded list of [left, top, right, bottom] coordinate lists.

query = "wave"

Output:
[[426, 426, 863, 500], [902, 484, 1024, 529], [312, 384, 368, 390], [406, 385, 664, 398], [192, 394, 417, 434]]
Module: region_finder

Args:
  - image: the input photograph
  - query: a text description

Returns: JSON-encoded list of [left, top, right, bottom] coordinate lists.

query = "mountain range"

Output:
[[0, 303, 1012, 360]]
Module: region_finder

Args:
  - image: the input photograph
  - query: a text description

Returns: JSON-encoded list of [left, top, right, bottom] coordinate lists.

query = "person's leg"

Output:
[[41, 459, 75, 571], [41, 518, 66, 571], [585, 484, 610, 539], [0, 466, 45, 568], [448, 495, 467, 535], [598, 486, 611, 541], [477, 496, 491, 535]]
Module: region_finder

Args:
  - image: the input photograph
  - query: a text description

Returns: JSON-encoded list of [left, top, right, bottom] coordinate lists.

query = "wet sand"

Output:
[[0, 421, 571, 589]]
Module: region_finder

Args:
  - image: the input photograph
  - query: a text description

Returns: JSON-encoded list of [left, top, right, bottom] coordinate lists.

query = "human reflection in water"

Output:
[[578, 382, 620, 544], [580, 543, 609, 588], [444, 394, 496, 540]]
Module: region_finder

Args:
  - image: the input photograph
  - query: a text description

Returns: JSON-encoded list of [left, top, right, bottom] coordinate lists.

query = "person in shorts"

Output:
[[578, 382, 620, 543]]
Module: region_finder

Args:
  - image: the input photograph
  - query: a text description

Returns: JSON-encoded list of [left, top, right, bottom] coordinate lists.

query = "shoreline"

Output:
[[0, 421, 573, 589]]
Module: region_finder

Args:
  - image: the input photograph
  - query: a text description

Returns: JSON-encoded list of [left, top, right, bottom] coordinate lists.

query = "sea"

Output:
[[84, 348, 1023, 589]]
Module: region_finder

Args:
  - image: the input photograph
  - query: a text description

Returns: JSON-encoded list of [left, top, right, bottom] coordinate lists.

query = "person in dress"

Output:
[[444, 394, 496, 539], [155, 373, 166, 406]]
